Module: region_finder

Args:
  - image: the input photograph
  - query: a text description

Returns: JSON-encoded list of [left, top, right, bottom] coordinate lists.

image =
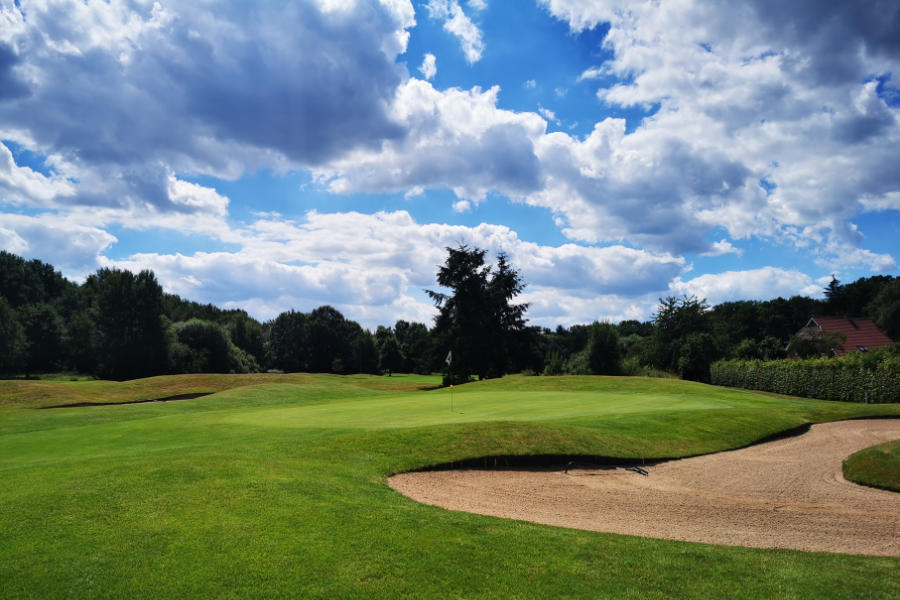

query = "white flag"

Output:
[[445, 350, 452, 366]]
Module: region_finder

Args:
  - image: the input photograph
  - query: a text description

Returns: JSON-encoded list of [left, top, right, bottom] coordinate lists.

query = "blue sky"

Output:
[[1, 0, 898, 329]]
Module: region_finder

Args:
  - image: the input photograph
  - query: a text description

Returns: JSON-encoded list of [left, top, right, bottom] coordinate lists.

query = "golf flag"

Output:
[[445, 350, 452, 366]]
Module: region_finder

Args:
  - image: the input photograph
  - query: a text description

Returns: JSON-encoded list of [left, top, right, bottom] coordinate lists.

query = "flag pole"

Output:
[[445, 349, 453, 412]]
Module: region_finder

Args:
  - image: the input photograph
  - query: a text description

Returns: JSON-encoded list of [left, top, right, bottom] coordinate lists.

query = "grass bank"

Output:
[[843, 440, 900, 492], [1, 373, 898, 599]]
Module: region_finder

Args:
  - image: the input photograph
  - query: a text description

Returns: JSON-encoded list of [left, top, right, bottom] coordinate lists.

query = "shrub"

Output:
[[711, 345, 900, 403]]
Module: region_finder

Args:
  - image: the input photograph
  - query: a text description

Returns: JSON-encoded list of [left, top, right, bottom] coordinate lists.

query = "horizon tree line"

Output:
[[1, 249, 898, 382]]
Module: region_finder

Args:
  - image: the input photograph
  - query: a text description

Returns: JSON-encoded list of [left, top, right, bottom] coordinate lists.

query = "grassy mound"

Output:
[[843, 440, 900, 492], [1, 373, 898, 599]]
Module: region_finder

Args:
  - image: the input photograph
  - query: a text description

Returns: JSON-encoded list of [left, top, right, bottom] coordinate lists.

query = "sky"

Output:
[[1, 0, 899, 330]]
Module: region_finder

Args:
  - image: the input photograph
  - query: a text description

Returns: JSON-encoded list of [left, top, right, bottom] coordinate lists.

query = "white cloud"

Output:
[[167, 176, 229, 217], [525, 0, 900, 259], [524, 79, 537, 89], [452, 200, 472, 212], [317, 79, 547, 203], [700, 239, 743, 257], [61, 209, 681, 328], [0, 212, 116, 277], [669, 267, 822, 306], [0, 0, 416, 214], [577, 67, 604, 81], [425, 0, 485, 63], [538, 105, 560, 126], [0, 143, 76, 207], [419, 52, 437, 80]]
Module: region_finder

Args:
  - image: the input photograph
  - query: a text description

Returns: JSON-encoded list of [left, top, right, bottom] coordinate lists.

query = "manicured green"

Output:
[[1, 374, 898, 599], [843, 439, 900, 492]]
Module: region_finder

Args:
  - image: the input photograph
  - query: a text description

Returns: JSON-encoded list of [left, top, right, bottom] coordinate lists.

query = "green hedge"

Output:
[[711, 351, 900, 403]]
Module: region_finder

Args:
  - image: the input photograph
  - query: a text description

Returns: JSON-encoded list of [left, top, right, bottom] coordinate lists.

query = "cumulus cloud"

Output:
[[0, 212, 117, 277], [669, 267, 823, 306], [86, 209, 683, 328], [317, 79, 546, 203], [419, 52, 437, 79], [0, 0, 414, 215], [525, 0, 900, 262], [425, 0, 485, 63]]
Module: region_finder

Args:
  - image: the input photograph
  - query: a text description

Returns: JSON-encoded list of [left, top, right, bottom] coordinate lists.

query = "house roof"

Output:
[[803, 316, 894, 355]]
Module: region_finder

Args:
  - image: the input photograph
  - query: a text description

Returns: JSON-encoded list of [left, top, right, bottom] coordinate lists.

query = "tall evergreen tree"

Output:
[[427, 246, 528, 381]]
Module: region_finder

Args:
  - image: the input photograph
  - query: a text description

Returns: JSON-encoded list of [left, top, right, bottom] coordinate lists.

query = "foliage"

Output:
[[587, 322, 621, 375], [650, 295, 718, 381], [0, 297, 26, 374], [867, 278, 900, 339], [171, 319, 258, 374], [542, 350, 565, 375], [428, 246, 528, 381], [787, 330, 847, 358], [83, 268, 170, 380], [375, 327, 403, 376], [711, 345, 900, 403], [17, 303, 65, 375]]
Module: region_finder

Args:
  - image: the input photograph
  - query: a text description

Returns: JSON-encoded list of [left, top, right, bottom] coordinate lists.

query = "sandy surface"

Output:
[[389, 419, 900, 556]]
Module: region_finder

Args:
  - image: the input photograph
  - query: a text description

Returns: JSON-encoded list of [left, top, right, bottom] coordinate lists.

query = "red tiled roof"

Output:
[[806, 316, 894, 355]]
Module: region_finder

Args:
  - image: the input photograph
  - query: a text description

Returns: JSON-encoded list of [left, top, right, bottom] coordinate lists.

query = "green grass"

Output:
[[843, 440, 900, 492], [1, 373, 899, 599]]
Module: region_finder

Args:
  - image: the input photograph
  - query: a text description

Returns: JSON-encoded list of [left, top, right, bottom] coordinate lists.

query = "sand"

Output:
[[389, 419, 900, 556]]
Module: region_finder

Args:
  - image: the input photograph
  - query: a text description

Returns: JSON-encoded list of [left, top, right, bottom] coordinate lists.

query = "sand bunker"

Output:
[[389, 419, 900, 556]]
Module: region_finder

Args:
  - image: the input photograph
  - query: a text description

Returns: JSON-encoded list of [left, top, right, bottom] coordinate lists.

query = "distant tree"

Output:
[[351, 330, 379, 375], [650, 295, 718, 381], [843, 275, 896, 318], [376, 328, 403, 376], [84, 268, 169, 380], [227, 313, 266, 366], [0, 252, 70, 308], [63, 309, 99, 374], [307, 306, 353, 373], [393, 320, 434, 374], [18, 303, 65, 375], [171, 319, 233, 373], [266, 310, 310, 372], [542, 350, 566, 376], [676, 332, 718, 381], [788, 330, 847, 358], [427, 246, 528, 381], [823, 276, 844, 315], [618, 319, 653, 338], [0, 297, 26, 374], [587, 322, 621, 375], [866, 278, 900, 341]]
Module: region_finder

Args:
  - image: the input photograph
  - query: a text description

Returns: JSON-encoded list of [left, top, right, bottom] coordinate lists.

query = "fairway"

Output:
[[1, 374, 899, 599]]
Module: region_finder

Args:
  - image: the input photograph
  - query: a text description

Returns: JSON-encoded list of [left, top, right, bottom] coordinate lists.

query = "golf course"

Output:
[[2, 373, 899, 598]]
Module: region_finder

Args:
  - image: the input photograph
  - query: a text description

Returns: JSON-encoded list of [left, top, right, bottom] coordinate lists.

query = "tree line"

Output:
[[1, 249, 898, 382]]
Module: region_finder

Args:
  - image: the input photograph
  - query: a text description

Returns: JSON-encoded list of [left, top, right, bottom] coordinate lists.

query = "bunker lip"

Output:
[[403, 423, 816, 474], [389, 419, 900, 557], [40, 392, 212, 409]]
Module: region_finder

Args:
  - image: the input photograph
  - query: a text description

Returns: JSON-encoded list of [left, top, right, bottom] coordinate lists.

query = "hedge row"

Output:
[[710, 354, 900, 403]]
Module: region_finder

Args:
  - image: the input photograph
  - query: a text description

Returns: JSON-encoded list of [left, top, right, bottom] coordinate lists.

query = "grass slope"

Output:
[[1, 373, 898, 599], [843, 440, 900, 492]]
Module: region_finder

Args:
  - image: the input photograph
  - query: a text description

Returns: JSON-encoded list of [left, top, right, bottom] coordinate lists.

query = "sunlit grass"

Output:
[[1, 373, 898, 599]]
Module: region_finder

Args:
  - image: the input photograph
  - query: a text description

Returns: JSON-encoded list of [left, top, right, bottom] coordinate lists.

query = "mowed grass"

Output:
[[1, 374, 899, 599], [843, 440, 900, 492]]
